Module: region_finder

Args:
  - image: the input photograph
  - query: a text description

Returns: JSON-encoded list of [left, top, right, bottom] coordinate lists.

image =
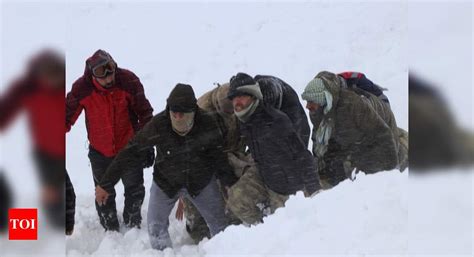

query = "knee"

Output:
[[226, 187, 263, 225]]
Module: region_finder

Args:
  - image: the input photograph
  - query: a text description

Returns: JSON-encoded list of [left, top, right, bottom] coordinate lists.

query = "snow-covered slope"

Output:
[[66, 171, 408, 257]]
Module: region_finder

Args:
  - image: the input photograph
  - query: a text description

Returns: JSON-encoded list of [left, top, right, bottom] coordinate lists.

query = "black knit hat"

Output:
[[167, 83, 197, 112], [227, 72, 258, 100]]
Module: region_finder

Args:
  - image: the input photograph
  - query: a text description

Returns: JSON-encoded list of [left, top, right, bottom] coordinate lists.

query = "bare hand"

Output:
[[175, 197, 185, 221], [95, 185, 109, 206]]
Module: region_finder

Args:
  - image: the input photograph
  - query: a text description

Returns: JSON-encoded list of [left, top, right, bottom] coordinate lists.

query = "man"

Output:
[[0, 49, 73, 234], [301, 71, 402, 188], [225, 72, 320, 225], [66, 50, 154, 231], [409, 74, 473, 170], [95, 83, 238, 250]]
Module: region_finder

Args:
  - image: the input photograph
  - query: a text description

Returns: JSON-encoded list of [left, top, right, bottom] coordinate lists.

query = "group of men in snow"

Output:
[[64, 49, 408, 250]]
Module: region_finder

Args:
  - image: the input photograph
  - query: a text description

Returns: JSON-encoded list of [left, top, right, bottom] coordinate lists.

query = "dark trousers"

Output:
[[65, 171, 76, 234], [0, 171, 12, 232], [33, 149, 66, 230], [88, 147, 145, 231], [147, 178, 227, 250]]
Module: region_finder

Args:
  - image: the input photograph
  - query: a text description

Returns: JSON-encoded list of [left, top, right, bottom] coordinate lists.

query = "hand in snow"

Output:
[[95, 186, 109, 206], [175, 197, 184, 221]]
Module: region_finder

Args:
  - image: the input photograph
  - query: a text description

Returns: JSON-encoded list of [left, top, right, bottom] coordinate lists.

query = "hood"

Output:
[[313, 71, 347, 114]]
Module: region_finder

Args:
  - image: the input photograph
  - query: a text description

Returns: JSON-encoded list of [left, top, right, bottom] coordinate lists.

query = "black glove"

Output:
[[142, 147, 155, 169]]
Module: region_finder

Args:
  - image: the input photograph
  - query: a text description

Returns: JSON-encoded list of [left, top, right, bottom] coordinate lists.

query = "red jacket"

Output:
[[66, 67, 153, 157], [0, 79, 65, 158]]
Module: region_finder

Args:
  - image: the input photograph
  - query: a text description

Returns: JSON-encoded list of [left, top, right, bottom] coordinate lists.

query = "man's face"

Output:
[[170, 111, 185, 120], [94, 72, 115, 88], [306, 101, 321, 113], [232, 95, 254, 112]]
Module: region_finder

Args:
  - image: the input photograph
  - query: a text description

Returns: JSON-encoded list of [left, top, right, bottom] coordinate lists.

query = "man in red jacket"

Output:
[[66, 50, 154, 231], [0, 49, 73, 234]]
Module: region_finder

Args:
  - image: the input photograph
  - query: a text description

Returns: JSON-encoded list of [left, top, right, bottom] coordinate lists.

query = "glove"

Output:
[[142, 147, 155, 169]]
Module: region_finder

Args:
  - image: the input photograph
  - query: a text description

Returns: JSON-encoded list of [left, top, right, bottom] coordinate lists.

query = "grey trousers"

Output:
[[147, 177, 227, 250]]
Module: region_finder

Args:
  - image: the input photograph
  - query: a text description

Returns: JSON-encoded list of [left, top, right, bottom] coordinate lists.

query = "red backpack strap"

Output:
[[338, 71, 364, 80]]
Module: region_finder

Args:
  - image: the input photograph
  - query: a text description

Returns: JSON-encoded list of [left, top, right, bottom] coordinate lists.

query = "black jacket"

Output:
[[100, 107, 238, 198], [254, 75, 311, 147], [239, 104, 320, 195]]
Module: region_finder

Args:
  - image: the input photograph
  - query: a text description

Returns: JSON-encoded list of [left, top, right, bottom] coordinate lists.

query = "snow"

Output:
[[1, 1, 472, 257], [65, 171, 409, 257]]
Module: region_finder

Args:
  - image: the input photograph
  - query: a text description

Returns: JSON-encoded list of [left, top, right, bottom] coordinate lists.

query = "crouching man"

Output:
[[95, 83, 237, 250], [225, 73, 321, 225], [302, 71, 401, 188]]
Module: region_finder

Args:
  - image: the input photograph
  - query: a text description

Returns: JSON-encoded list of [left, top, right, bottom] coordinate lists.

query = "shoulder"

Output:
[[152, 110, 169, 124], [257, 105, 292, 130], [116, 68, 139, 81], [197, 108, 219, 126], [116, 68, 142, 93], [197, 88, 216, 112], [69, 76, 93, 98]]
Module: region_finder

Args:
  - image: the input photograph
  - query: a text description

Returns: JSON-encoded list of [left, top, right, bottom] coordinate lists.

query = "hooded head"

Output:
[[167, 83, 197, 135], [85, 50, 117, 88], [28, 49, 65, 89], [302, 74, 335, 115], [302, 78, 327, 106]]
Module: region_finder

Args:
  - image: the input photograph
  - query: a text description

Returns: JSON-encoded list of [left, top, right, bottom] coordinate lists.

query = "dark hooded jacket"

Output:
[[99, 104, 238, 198], [239, 103, 320, 195], [254, 75, 311, 147], [310, 71, 399, 175]]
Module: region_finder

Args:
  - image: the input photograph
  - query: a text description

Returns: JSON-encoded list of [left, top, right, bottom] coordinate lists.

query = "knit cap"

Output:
[[301, 77, 327, 106]]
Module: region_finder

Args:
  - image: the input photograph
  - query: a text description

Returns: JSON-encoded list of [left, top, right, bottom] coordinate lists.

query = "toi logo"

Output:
[[8, 209, 38, 240]]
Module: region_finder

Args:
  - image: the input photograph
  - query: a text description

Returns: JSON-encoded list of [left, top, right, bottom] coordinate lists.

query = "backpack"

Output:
[[338, 72, 390, 104]]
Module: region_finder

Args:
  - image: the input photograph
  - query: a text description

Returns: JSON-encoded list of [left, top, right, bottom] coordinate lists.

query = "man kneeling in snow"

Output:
[[302, 71, 405, 189], [225, 72, 321, 225], [95, 84, 237, 250]]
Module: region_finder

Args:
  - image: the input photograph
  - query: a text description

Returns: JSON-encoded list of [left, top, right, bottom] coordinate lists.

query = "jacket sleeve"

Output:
[[286, 104, 311, 148], [353, 97, 399, 173], [99, 116, 158, 192], [0, 80, 30, 131], [65, 82, 85, 132], [211, 145, 238, 188], [278, 109, 320, 194], [130, 76, 153, 129], [207, 118, 238, 187]]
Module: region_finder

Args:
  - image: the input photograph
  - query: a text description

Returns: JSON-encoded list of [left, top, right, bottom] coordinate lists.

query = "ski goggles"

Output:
[[91, 60, 116, 78]]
